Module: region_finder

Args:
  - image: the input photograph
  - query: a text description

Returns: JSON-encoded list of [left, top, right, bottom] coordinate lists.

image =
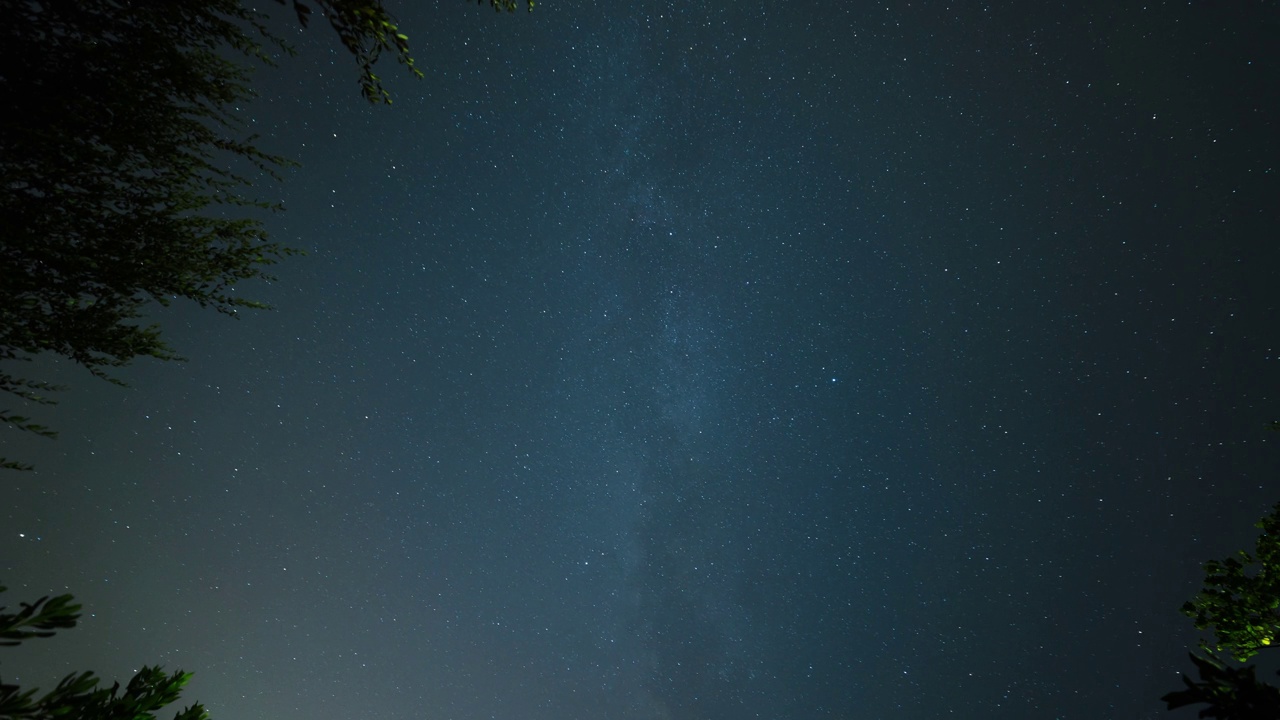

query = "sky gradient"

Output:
[[4, 2, 1280, 719]]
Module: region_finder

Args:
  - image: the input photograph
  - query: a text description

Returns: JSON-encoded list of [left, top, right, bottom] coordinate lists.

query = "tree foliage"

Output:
[[0, 0, 530, 469], [284, 0, 423, 104], [279, 0, 533, 103], [1182, 502, 1280, 662], [0, 0, 299, 470], [0, 586, 207, 720], [1162, 653, 1280, 720], [1165, 501, 1280, 719]]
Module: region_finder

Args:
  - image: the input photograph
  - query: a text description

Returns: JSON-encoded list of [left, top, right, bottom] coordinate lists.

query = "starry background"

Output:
[[4, 1, 1280, 719]]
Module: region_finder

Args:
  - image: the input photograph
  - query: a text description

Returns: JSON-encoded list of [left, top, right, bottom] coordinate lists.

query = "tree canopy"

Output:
[[0, 0, 530, 469], [0, 585, 205, 720], [1182, 501, 1280, 662], [1164, 501, 1280, 719]]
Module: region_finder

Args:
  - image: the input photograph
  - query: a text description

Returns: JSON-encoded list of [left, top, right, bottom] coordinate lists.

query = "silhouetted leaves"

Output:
[[0, 586, 81, 646], [0, 0, 301, 468], [0, 0, 533, 469], [1162, 653, 1280, 720], [286, 0, 533, 104], [1, 585, 208, 720]]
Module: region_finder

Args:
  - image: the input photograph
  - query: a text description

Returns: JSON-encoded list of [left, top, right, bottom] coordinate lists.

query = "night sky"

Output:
[[4, 2, 1280, 719]]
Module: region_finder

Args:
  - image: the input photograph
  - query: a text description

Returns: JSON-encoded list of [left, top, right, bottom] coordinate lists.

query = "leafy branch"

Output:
[[1181, 502, 1280, 662], [0, 586, 207, 720]]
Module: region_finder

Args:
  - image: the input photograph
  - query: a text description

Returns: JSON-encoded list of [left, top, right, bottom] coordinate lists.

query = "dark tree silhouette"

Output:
[[1162, 653, 1280, 720], [0, 0, 530, 469], [1, 585, 207, 720]]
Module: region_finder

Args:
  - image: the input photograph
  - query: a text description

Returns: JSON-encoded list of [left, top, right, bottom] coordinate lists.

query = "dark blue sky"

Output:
[[4, 2, 1279, 719]]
